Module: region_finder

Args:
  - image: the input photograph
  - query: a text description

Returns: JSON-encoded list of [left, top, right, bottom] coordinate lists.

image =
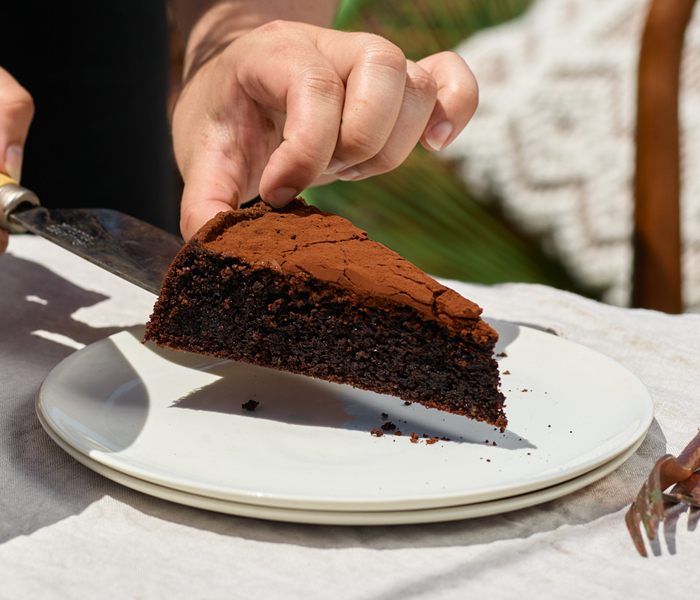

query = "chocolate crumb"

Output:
[[503, 370, 511, 375], [410, 431, 419, 444], [426, 437, 439, 445], [381, 421, 396, 431], [497, 352, 508, 358], [486, 459, 491, 462], [395, 430, 403, 436], [492, 441, 497, 446], [370, 428, 384, 437], [242, 400, 259, 411], [381, 413, 388, 419], [403, 401, 411, 406]]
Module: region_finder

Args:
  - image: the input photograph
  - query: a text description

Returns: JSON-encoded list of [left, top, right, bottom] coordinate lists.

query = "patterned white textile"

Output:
[[445, 0, 700, 311], [2, 234, 700, 599]]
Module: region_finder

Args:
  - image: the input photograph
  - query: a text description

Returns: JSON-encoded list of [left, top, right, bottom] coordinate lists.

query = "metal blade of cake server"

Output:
[[10, 207, 184, 294]]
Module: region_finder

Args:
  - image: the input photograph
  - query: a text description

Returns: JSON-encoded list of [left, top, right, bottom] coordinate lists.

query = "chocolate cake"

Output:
[[144, 199, 507, 429]]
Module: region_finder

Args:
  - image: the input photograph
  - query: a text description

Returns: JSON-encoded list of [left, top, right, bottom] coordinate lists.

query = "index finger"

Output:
[[243, 26, 347, 207]]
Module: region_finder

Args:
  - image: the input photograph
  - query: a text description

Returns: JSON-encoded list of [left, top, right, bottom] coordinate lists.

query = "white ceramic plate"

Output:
[[36, 404, 643, 525], [37, 322, 653, 512]]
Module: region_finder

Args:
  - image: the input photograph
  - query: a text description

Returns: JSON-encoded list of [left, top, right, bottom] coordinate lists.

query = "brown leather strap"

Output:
[[632, 0, 698, 313]]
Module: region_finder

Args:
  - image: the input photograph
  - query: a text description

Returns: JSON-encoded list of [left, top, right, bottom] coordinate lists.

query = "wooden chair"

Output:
[[633, 0, 698, 313]]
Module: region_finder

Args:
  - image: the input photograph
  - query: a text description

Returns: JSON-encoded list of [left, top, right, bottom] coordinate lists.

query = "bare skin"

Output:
[[172, 1, 478, 239], [0, 0, 478, 253], [0, 66, 34, 254]]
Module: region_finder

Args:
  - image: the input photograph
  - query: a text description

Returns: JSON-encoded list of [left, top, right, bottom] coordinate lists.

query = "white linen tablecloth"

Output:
[[2, 234, 699, 599]]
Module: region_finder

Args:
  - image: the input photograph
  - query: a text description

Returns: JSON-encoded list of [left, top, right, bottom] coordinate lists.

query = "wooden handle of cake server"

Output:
[[0, 173, 17, 188]]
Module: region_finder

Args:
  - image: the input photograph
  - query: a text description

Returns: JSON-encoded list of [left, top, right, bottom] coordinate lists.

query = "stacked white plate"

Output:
[[36, 321, 653, 525]]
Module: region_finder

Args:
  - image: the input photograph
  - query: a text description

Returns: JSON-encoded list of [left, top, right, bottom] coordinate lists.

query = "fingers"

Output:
[[0, 67, 33, 255], [175, 20, 349, 213], [417, 52, 478, 152], [298, 43, 476, 184], [316, 31, 408, 173], [174, 50, 276, 239], [179, 164, 244, 241], [173, 22, 480, 233], [256, 58, 346, 207], [334, 60, 437, 181], [0, 67, 34, 182], [334, 51, 478, 182], [174, 90, 249, 240], [257, 29, 416, 203]]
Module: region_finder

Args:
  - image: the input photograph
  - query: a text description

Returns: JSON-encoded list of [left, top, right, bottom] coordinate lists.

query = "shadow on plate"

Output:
[[151, 324, 532, 450]]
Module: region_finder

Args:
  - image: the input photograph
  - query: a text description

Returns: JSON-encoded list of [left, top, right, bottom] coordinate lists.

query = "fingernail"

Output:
[[324, 158, 345, 175], [335, 167, 361, 182], [5, 145, 23, 182], [266, 186, 297, 208], [425, 121, 453, 151]]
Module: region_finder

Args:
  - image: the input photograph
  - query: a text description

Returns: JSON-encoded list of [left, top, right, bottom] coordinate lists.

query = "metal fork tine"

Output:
[[648, 456, 673, 537], [637, 456, 667, 541], [625, 499, 649, 557], [625, 431, 700, 556]]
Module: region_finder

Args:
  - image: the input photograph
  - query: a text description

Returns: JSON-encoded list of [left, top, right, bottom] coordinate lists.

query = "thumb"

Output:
[[179, 154, 244, 241], [0, 67, 34, 182]]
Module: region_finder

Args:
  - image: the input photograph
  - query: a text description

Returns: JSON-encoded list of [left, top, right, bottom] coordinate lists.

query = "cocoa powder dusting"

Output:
[[198, 200, 486, 332]]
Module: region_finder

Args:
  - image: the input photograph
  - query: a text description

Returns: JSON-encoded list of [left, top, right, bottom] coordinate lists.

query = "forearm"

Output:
[[171, 0, 340, 78]]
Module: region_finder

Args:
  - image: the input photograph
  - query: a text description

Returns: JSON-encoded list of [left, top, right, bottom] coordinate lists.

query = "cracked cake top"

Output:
[[195, 199, 491, 340]]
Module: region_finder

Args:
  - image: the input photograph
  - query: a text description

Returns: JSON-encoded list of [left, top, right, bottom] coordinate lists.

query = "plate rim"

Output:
[[36, 322, 655, 511], [36, 402, 643, 525]]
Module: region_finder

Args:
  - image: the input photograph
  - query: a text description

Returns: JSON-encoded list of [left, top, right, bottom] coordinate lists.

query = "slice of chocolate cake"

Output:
[[144, 199, 507, 429]]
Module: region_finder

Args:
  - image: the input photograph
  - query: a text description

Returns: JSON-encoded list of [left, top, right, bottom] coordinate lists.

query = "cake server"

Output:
[[0, 174, 183, 294]]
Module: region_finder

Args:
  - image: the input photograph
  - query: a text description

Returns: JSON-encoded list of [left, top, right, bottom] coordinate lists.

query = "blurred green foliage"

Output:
[[304, 0, 601, 298], [335, 0, 535, 61]]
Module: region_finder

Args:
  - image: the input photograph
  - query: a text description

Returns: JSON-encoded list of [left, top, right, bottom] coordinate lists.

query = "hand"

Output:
[[0, 67, 34, 254], [173, 20, 478, 239]]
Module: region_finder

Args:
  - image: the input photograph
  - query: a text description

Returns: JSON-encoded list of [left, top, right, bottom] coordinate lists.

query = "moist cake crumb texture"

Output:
[[144, 199, 507, 429]]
